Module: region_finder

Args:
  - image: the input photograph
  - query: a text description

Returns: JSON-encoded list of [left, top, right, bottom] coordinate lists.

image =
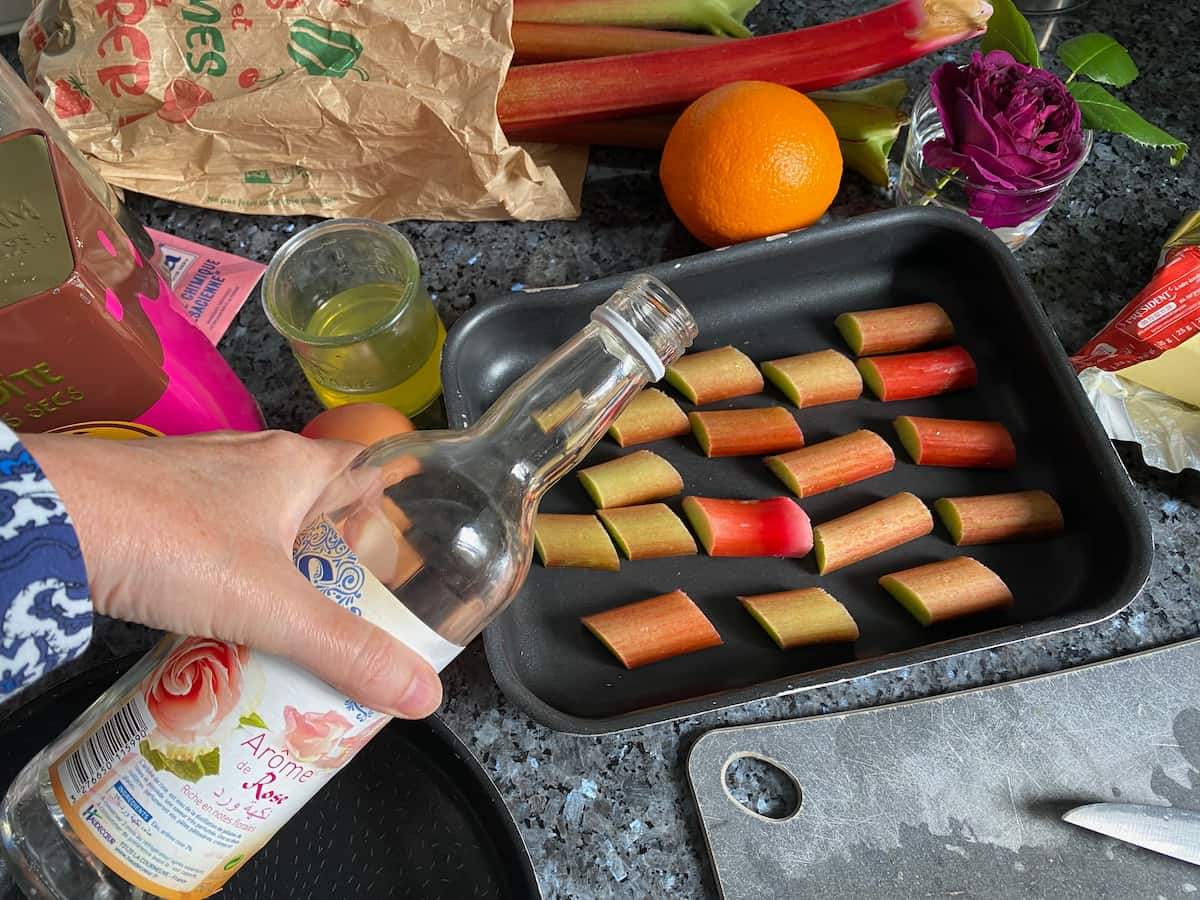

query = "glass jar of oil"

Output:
[[261, 219, 445, 416]]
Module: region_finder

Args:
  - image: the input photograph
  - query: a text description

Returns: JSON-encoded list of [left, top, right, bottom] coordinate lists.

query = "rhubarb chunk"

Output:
[[534, 514, 621, 571], [665, 346, 763, 404], [609, 388, 690, 447], [934, 490, 1064, 545], [739, 588, 859, 648], [581, 589, 723, 669], [681, 496, 813, 558], [857, 346, 977, 401], [532, 389, 583, 432], [760, 349, 862, 408], [597, 503, 697, 559], [578, 450, 684, 508], [765, 429, 895, 498], [835, 303, 955, 356], [893, 416, 1016, 469], [688, 407, 804, 458], [880, 557, 1013, 625], [812, 492, 933, 574]]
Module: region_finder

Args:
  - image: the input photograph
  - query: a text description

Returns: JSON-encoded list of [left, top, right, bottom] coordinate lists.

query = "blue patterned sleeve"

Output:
[[0, 424, 92, 702]]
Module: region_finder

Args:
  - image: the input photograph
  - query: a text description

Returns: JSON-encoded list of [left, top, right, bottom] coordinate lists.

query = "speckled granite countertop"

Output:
[[3, 0, 1199, 896]]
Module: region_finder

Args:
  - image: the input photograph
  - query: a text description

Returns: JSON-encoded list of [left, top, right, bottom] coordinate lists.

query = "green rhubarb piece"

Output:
[[764, 455, 804, 497], [856, 358, 885, 400], [739, 588, 859, 649], [577, 450, 683, 509], [597, 503, 697, 559], [878, 575, 935, 626], [760, 361, 802, 406], [932, 498, 965, 544], [892, 416, 922, 463], [665, 346, 762, 405], [834, 313, 866, 356], [533, 514, 620, 571], [531, 389, 583, 432], [812, 530, 829, 573]]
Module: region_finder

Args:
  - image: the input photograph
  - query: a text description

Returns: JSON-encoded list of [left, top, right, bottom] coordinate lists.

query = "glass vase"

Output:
[[896, 84, 1092, 250]]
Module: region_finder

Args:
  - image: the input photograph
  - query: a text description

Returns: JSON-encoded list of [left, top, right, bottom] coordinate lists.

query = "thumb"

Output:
[[243, 563, 443, 719]]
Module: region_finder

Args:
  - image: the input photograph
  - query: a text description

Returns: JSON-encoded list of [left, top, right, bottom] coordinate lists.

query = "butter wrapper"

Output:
[[1072, 212, 1200, 473]]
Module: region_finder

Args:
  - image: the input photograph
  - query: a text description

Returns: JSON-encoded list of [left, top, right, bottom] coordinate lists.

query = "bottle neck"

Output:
[[474, 322, 649, 499]]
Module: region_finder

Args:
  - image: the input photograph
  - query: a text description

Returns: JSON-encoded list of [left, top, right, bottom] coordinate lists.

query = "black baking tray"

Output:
[[443, 207, 1152, 735], [0, 657, 540, 900]]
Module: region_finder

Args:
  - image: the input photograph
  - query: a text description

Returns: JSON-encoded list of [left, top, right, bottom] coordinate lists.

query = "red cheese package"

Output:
[[1072, 212, 1200, 473]]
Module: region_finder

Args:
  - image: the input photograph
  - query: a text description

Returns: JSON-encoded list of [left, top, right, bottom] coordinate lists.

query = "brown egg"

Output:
[[301, 403, 414, 446]]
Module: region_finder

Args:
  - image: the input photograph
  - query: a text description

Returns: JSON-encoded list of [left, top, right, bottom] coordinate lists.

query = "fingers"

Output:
[[231, 561, 443, 719]]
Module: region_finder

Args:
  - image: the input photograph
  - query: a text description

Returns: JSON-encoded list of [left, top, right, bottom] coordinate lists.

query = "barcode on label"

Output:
[[59, 697, 154, 804]]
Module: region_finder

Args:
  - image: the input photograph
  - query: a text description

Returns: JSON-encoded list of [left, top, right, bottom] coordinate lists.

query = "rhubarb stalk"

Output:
[[681, 496, 813, 558], [857, 346, 977, 401], [513, 0, 759, 37], [879, 556, 1013, 625], [812, 492, 933, 574], [835, 302, 955, 355], [666, 346, 763, 404], [893, 416, 1016, 469], [534, 513, 621, 570], [581, 589, 723, 669], [739, 588, 860, 648], [598, 503, 698, 559], [934, 490, 1064, 545], [688, 407, 804, 457], [609, 388, 690, 447], [513, 23, 727, 64], [498, 0, 991, 134], [765, 429, 896, 498], [578, 450, 684, 508], [761, 349, 862, 408], [512, 82, 909, 188]]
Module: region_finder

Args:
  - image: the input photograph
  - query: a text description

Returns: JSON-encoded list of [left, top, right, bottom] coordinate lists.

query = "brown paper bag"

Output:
[[18, 0, 586, 221]]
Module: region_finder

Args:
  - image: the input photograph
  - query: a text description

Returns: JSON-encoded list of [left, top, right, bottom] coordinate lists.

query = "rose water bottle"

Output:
[[0, 275, 696, 899]]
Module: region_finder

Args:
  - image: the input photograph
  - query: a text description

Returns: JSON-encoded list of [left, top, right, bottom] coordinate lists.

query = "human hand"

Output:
[[21, 430, 442, 719]]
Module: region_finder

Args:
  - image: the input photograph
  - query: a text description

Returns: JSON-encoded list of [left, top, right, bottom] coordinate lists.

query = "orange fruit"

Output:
[[659, 81, 843, 248]]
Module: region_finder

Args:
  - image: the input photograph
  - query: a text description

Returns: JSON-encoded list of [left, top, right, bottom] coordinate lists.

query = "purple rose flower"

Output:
[[923, 50, 1086, 228]]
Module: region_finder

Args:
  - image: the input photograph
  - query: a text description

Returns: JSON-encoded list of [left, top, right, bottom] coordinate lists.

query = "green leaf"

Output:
[[197, 747, 221, 777], [140, 739, 166, 771], [1068, 82, 1188, 165], [1057, 33, 1139, 87], [809, 78, 908, 109], [980, 0, 1040, 68], [238, 711, 268, 729], [138, 740, 221, 783]]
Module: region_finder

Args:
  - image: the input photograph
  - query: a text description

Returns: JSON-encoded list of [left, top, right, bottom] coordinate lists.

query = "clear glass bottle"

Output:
[[0, 274, 696, 900]]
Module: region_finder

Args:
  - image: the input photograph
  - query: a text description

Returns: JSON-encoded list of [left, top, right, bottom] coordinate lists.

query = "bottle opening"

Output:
[[591, 275, 698, 379]]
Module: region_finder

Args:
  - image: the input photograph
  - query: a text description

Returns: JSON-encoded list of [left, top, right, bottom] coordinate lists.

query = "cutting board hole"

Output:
[[723, 754, 801, 821]]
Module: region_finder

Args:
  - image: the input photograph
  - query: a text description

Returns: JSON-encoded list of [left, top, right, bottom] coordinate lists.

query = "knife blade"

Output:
[[1063, 803, 1200, 865]]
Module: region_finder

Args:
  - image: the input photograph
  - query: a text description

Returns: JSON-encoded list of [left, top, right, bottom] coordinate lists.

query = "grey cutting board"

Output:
[[687, 637, 1200, 900]]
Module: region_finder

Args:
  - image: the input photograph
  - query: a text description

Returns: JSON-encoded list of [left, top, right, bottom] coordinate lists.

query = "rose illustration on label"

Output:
[[281, 707, 355, 767], [138, 638, 261, 782], [287, 20, 369, 81]]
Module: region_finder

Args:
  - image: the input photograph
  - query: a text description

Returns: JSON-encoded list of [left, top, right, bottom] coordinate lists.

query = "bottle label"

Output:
[[48, 517, 462, 899]]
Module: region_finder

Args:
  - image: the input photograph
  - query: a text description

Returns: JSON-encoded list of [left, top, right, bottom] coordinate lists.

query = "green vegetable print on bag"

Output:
[[288, 20, 369, 80]]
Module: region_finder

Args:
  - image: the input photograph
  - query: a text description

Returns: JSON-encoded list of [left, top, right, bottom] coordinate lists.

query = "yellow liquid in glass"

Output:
[[302, 283, 446, 415]]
